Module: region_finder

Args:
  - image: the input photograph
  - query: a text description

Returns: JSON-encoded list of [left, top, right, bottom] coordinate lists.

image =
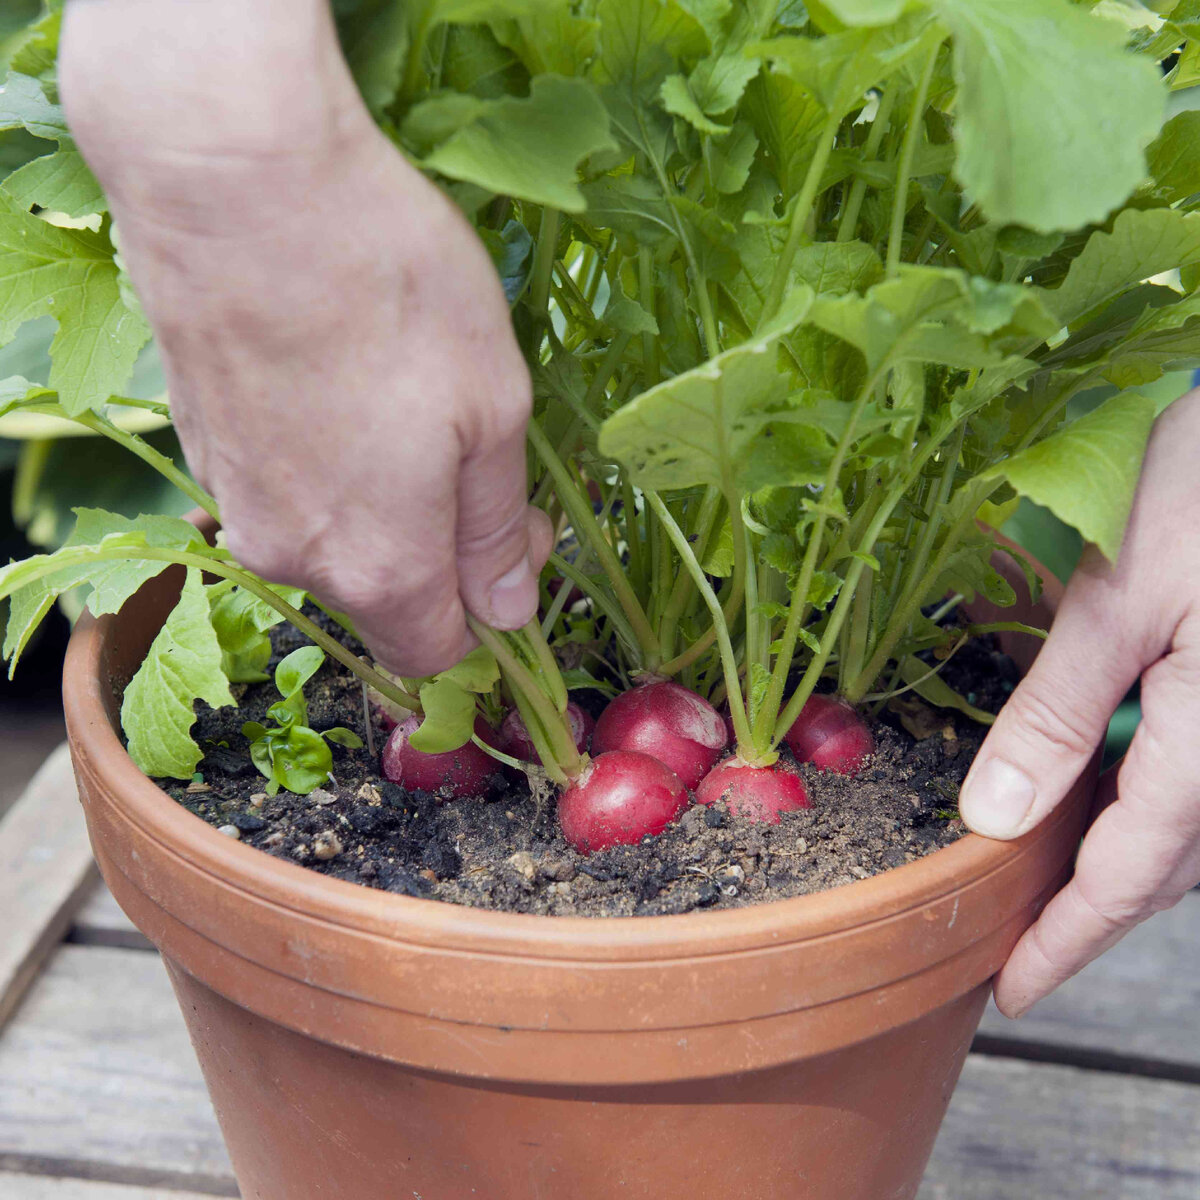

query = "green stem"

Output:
[[638, 246, 661, 386], [471, 733, 548, 778], [753, 361, 887, 745], [527, 420, 660, 666], [467, 617, 580, 781], [74, 413, 220, 522], [547, 552, 641, 653], [530, 209, 561, 321], [518, 618, 568, 714], [886, 41, 941, 277], [842, 558, 874, 692], [658, 486, 721, 657], [760, 109, 841, 328], [646, 491, 756, 758], [891, 420, 966, 627], [836, 88, 899, 244], [622, 479, 647, 601], [15, 544, 421, 714], [845, 476, 996, 703]]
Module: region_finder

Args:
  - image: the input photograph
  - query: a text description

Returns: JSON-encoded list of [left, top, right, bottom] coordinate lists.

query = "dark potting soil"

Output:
[[163, 613, 1019, 918]]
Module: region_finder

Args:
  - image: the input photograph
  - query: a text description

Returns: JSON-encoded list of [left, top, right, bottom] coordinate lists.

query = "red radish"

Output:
[[558, 751, 689, 853], [500, 701, 594, 763], [372, 703, 400, 733], [695, 758, 810, 824], [591, 681, 728, 789], [547, 576, 585, 608], [381, 715, 498, 798], [784, 694, 874, 775]]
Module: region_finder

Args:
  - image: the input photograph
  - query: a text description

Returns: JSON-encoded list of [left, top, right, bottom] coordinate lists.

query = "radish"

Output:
[[783, 694, 874, 775], [381, 715, 498, 798], [373, 703, 400, 734], [558, 750, 690, 853], [500, 701, 594, 763], [695, 758, 810, 824], [591, 681, 728, 789]]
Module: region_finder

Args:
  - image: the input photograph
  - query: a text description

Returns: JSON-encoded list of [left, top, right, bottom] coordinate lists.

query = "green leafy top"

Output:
[[1, 0, 1196, 780]]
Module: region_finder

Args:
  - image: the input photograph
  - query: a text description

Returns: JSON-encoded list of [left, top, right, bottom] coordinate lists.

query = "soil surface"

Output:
[[164, 613, 1019, 918]]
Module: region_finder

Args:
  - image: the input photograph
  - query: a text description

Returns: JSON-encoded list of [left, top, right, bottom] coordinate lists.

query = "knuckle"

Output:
[[1073, 878, 1174, 931], [1001, 683, 1099, 761], [457, 501, 529, 562]]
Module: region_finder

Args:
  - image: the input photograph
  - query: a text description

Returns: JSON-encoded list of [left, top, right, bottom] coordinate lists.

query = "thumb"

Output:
[[455, 419, 547, 631], [959, 555, 1142, 840]]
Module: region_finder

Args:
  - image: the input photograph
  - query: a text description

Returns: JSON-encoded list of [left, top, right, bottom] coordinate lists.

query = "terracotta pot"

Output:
[[63, 548, 1093, 1200]]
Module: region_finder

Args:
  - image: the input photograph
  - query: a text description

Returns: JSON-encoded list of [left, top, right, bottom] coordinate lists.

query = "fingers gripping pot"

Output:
[[63, 535, 1093, 1200]]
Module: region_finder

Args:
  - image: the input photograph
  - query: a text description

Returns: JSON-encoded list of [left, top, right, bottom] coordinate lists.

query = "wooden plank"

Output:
[[70, 881, 153, 952], [0, 1173, 219, 1199], [0, 743, 97, 1030], [977, 890, 1200, 1075], [922, 1055, 1200, 1199], [0, 945, 236, 1196]]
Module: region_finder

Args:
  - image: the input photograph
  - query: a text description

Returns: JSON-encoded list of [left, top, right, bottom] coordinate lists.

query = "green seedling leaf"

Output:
[[336, 0, 409, 116], [661, 74, 731, 135], [207, 579, 307, 684], [0, 192, 150, 414], [478, 220, 534, 305], [323, 727, 364, 748], [599, 286, 829, 491], [3, 149, 105, 218], [751, 14, 940, 119], [702, 517, 735, 576], [984, 391, 1158, 562], [809, 266, 1001, 371], [422, 76, 617, 212], [0, 73, 70, 144], [817, 0, 923, 23], [1047, 208, 1200, 327], [898, 654, 995, 725], [122, 569, 235, 779], [933, 0, 1165, 231], [709, 120, 758, 193], [264, 724, 334, 795], [411, 677, 477, 753], [274, 645, 325, 726], [1146, 110, 1200, 204], [602, 282, 659, 336], [742, 69, 827, 195], [593, 0, 708, 90], [437, 644, 501, 692], [1, 509, 212, 676]]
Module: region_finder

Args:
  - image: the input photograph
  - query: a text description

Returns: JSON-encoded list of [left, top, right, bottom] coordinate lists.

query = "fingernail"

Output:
[[487, 561, 537, 629], [959, 759, 1036, 839]]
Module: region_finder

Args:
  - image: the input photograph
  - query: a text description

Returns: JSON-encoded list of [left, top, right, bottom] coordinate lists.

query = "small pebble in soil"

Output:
[[228, 813, 267, 833], [216, 824, 241, 839], [309, 787, 338, 807], [313, 831, 344, 861], [356, 783, 383, 807]]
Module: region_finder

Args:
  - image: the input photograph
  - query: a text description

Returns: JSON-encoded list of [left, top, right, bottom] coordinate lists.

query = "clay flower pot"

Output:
[[63, 551, 1093, 1200]]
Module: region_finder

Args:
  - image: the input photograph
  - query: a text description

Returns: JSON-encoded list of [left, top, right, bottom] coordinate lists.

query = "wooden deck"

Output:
[[1, 747, 1197, 1199]]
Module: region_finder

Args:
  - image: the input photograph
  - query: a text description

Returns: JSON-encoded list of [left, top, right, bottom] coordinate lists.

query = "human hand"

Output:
[[959, 388, 1200, 1017], [58, 0, 550, 677]]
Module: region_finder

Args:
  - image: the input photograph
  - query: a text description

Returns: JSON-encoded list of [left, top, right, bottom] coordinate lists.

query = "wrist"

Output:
[[59, 0, 364, 182]]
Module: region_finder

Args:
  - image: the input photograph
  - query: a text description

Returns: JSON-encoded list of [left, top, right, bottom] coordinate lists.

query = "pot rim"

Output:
[[64, 581, 1070, 966]]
